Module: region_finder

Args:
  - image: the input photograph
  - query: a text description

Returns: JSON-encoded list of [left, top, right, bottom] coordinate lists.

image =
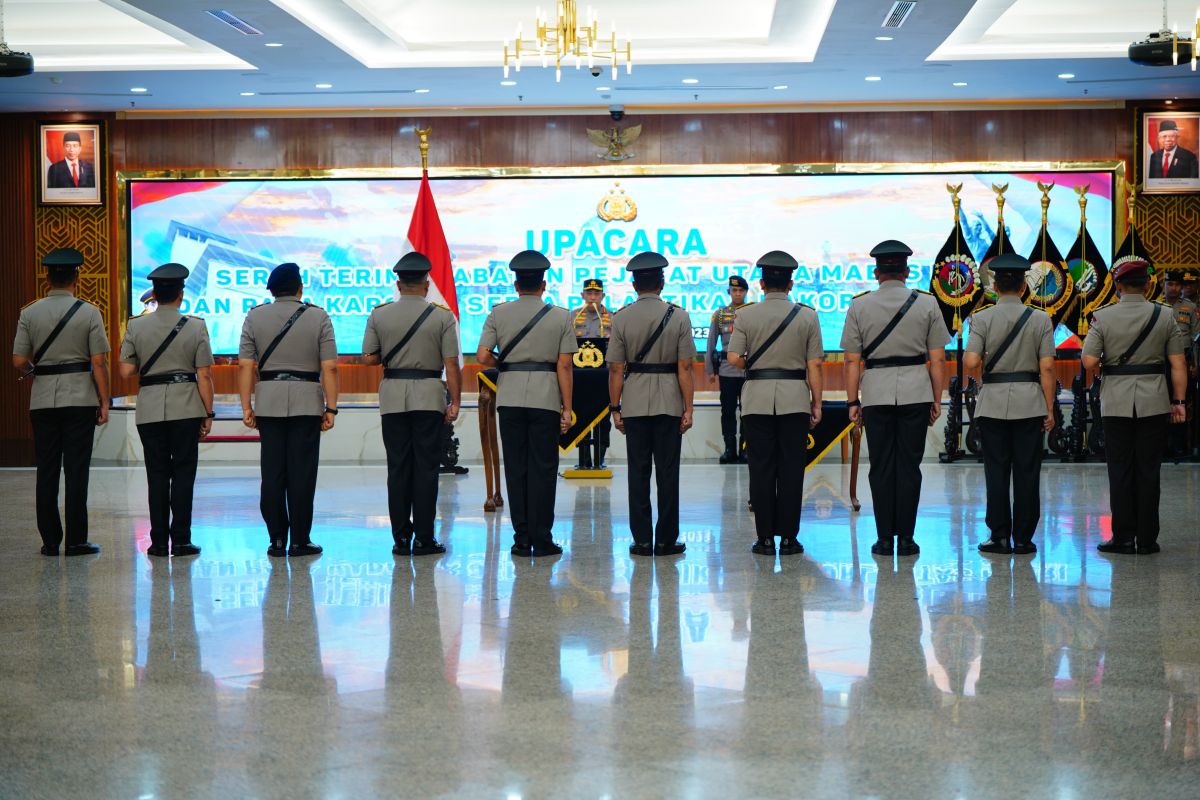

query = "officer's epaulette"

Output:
[[431, 302, 451, 312], [374, 300, 394, 309], [915, 289, 933, 296], [852, 289, 871, 299], [797, 302, 814, 310], [20, 298, 39, 311], [187, 314, 205, 320]]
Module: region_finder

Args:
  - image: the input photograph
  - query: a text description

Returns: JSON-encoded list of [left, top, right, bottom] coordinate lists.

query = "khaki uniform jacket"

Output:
[[239, 296, 337, 417], [706, 303, 751, 379], [12, 290, 108, 410], [609, 295, 696, 418], [1166, 297, 1199, 365], [363, 295, 459, 415], [120, 307, 214, 425], [728, 293, 822, 416], [573, 305, 612, 339], [1082, 294, 1187, 418], [479, 295, 577, 413], [965, 296, 1054, 420], [840, 282, 949, 407]]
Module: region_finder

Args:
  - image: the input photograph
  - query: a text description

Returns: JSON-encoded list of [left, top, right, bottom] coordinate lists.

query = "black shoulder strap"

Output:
[[1114, 303, 1163, 366], [746, 304, 801, 370], [258, 304, 309, 370], [634, 305, 676, 363], [32, 299, 85, 364], [498, 303, 553, 362], [984, 307, 1035, 374], [862, 290, 920, 359], [383, 305, 436, 367], [139, 316, 189, 377]]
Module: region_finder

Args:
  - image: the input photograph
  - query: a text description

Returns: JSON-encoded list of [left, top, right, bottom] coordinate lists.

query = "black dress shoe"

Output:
[[392, 539, 411, 556], [64, 543, 100, 556], [146, 544, 170, 558], [1011, 541, 1037, 555], [978, 539, 1013, 555], [531, 542, 563, 557], [511, 543, 533, 557], [39, 545, 59, 557], [1097, 540, 1136, 555], [172, 543, 201, 557], [412, 539, 447, 556], [1137, 542, 1161, 555], [896, 537, 920, 556], [267, 541, 288, 558], [654, 542, 686, 556], [288, 542, 323, 557], [751, 539, 776, 556], [629, 543, 654, 557], [871, 538, 894, 556], [778, 538, 804, 555]]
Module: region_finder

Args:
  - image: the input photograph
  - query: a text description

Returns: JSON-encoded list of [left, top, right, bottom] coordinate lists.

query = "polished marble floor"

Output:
[[1, 461, 1198, 799]]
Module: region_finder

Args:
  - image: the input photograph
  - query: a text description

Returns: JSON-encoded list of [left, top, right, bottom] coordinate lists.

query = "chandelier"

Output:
[[503, 2, 633, 82]]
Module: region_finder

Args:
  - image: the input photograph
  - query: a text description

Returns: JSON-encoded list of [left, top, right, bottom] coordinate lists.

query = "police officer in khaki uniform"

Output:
[[961, 254, 1057, 555], [1082, 259, 1188, 554], [1161, 270, 1198, 459], [726, 251, 823, 556], [362, 252, 461, 557], [572, 277, 612, 469], [119, 263, 216, 557], [476, 251, 576, 558], [12, 248, 109, 556], [608, 251, 696, 558], [239, 263, 339, 558], [842, 240, 948, 557], [707, 275, 753, 463]]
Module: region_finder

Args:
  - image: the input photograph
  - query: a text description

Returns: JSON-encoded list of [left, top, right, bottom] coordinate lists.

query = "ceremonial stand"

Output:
[[477, 373, 504, 512]]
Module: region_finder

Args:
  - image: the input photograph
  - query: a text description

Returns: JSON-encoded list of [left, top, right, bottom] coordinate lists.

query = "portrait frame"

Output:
[[1136, 107, 1200, 194], [37, 120, 105, 206]]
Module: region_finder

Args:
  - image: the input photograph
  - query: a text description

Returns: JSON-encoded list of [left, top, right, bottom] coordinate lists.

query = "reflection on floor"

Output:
[[0, 463, 1198, 798]]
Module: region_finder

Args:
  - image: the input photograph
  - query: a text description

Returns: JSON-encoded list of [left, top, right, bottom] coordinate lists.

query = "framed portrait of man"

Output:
[[38, 121, 105, 205], [1138, 109, 1200, 194]]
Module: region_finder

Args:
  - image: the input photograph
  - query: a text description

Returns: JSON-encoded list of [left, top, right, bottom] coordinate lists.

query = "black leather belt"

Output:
[[746, 368, 808, 381], [626, 363, 676, 374], [864, 354, 928, 369], [497, 362, 556, 373], [258, 370, 320, 382], [140, 372, 198, 387], [384, 368, 442, 380], [33, 362, 91, 376], [983, 371, 1039, 384], [1103, 364, 1163, 376]]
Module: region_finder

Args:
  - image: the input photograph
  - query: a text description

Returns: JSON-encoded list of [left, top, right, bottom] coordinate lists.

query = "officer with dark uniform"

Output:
[[608, 251, 696, 558], [362, 252, 461, 557], [12, 248, 109, 556], [572, 277, 612, 469], [1082, 259, 1188, 554], [961, 254, 1057, 555], [239, 263, 339, 558], [726, 251, 823, 556], [1161, 269, 1198, 459], [119, 263, 215, 557], [1183, 270, 1199, 303], [706, 275, 752, 463], [476, 251, 577, 557], [841, 240, 948, 557]]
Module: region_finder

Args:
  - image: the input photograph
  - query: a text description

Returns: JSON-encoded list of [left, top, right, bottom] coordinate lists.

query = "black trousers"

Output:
[[1103, 414, 1169, 545], [718, 376, 745, 440], [137, 418, 203, 547], [743, 413, 809, 540], [30, 406, 96, 548], [382, 410, 443, 544], [978, 417, 1043, 545], [498, 407, 561, 547], [624, 415, 683, 547], [257, 415, 322, 545], [863, 403, 929, 541]]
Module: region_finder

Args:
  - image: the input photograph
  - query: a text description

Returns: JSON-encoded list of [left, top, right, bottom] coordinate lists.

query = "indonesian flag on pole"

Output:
[[404, 171, 459, 318]]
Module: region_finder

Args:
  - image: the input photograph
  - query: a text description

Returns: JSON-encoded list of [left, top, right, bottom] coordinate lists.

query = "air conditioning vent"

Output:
[[206, 10, 263, 36], [882, 1, 917, 28]]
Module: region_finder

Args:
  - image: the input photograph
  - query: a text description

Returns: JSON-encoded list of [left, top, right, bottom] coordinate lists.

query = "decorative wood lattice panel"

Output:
[[1136, 194, 1200, 266], [32, 205, 110, 308]]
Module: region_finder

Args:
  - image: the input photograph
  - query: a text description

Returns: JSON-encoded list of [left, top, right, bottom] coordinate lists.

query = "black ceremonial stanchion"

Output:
[[941, 336, 967, 463]]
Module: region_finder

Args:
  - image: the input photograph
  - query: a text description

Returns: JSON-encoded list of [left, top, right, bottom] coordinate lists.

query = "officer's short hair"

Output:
[[397, 272, 428, 288], [761, 267, 791, 291], [46, 266, 77, 288], [1117, 275, 1149, 291], [515, 272, 544, 291], [153, 280, 184, 303], [993, 271, 1025, 294], [632, 270, 665, 292]]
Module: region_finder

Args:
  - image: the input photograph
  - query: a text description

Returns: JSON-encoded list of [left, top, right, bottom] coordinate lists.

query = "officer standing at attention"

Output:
[[1082, 259, 1188, 555], [726, 251, 823, 556], [12, 248, 109, 556], [239, 263, 339, 558], [476, 251, 576, 557], [961, 254, 1056, 556], [608, 251, 696, 558], [573, 277, 613, 470], [362, 252, 461, 557], [1161, 270, 1198, 459], [842, 240, 948, 557], [706, 275, 752, 463], [119, 263, 215, 558]]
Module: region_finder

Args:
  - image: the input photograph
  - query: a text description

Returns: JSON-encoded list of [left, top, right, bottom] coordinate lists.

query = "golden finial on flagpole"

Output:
[[946, 183, 963, 225], [416, 127, 432, 171], [991, 183, 1008, 241], [1036, 181, 1055, 227], [1126, 180, 1139, 226], [1074, 183, 1090, 225]]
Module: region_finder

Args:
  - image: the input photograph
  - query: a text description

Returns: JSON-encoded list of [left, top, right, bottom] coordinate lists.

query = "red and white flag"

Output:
[[404, 171, 459, 317]]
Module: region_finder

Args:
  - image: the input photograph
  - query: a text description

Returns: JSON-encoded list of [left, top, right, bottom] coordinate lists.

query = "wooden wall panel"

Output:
[[0, 116, 37, 465]]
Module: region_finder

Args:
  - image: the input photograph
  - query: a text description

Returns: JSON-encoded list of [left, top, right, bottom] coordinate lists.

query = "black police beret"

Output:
[[266, 262, 303, 292], [509, 250, 551, 272], [139, 288, 156, 304], [729, 275, 749, 289], [626, 251, 669, 272], [43, 248, 84, 269], [393, 252, 432, 275], [147, 263, 190, 282]]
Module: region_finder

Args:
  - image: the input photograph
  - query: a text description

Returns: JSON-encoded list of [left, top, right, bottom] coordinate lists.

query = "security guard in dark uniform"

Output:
[[706, 275, 752, 463], [841, 240, 949, 557], [119, 263, 216, 557], [961, 254, 1057, 555], [1082, 259, 1188, 554], [12, 248, 109, 556], [608, 251, 696, 557], [476, 251, 577, 557], [573, 277, 612, 469], [239, 263, 339, 558], [726, 251, 824, 556], [362, 252, 461, 556]]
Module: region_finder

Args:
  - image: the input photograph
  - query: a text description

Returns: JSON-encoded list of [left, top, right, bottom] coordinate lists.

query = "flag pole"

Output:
[[940, 183, 966, 463]]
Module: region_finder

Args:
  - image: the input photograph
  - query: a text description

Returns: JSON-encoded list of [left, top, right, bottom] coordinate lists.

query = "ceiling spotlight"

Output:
[[130, 87, 148, 93], [414, 88, 431, 93], [1057, 72, 1075, 79], [773, 84, 788, 90], [953, 81, 968, 87], [264, 42, 283, 47], [875, 36, 894, 41], [240, 91, 256, 96], [595, 86, 611, 91], [1166, 99, 1174, 104], [500, 80, 517, 86], [865, 75, 882, 81], [315, 83, 332, 88], [682, 78, 699, 84]]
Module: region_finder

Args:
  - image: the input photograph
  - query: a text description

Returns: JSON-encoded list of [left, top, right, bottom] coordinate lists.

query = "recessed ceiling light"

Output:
[[240, 91, 256, 96], [865, 76, 882, 82], [773, 85, 788, 90], [1166, 99, 1174, 104], [595, 86, 611, 91], [315, 83, 332, 89], [264, 42, 283, 47], [953, 81, 968, 87], [875, 36, 894, 41], [1058, 73, 1075, 79], [130, 87, 147, 93], [682, 78, 699, 84], [500, 80, 517, 86], [414, 88, 431, 94]]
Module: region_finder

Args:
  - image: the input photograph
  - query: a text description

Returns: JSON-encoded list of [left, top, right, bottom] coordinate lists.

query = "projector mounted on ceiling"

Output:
[[0, 0, 34, 77], [1128, 0, 1198, 68]]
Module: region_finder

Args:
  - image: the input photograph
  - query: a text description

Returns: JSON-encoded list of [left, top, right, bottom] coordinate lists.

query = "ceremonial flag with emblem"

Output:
[[1111, 221, 1156, 303], [930, 215, 982, 336], [405, 171, 459, 317], [1063, 221, 1109, 338], [1025, 221, 1076, 328]]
